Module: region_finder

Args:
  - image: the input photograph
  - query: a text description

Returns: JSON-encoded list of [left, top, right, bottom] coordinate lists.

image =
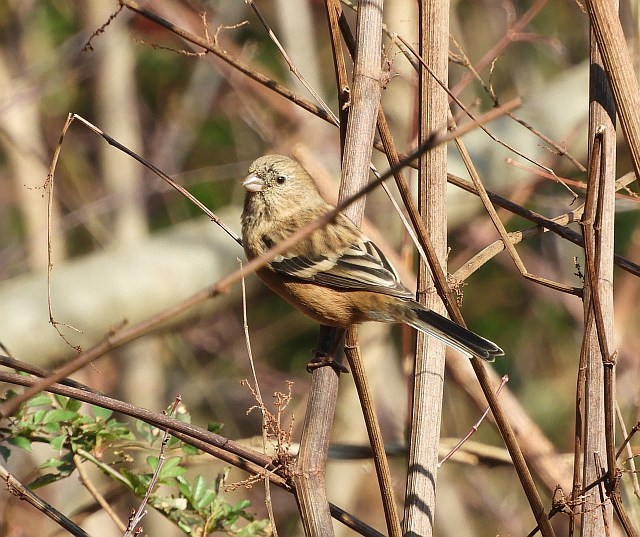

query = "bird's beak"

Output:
[[242, 174, 264, 193]]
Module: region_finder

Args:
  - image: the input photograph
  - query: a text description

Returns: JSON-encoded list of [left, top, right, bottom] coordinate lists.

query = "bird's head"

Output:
[[242, 155, 324, 219]]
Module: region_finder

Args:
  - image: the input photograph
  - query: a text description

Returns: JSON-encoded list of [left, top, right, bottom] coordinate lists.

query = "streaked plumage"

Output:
[[241, 154, 503, 362]]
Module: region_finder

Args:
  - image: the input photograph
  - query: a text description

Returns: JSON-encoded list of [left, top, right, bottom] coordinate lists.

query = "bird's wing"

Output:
[[269, 216, 413, 299]]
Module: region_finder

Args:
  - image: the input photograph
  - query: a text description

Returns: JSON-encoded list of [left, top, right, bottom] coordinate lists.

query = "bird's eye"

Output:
[[276, 175, 286, 185]]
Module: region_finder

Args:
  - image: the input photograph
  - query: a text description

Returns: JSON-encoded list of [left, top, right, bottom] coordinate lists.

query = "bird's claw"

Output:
[[307, 351, 349, 374]]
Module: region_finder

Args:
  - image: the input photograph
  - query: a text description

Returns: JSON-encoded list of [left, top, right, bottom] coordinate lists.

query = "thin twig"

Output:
[[118, 0, 338, 127], [447, 172, 640, 279], [244, 0, 333, 121], [449, 0, 548, 97], [453, 124, 578, 294], [45, 113, 83, 353], [614, 407, 639, 500], [394, 31, 578, 201], [615, 419, 640, 461], [0, 463, 92, 537], [452, 206, 583, 283], [124, 395, 183, 536], [76, 447, 134, 489], [594, 453, 613, 537], [438, 375, 509, 467], [69, 114, 241, 245], [343, 330, 402, 537], [570, 302, 591, 536], [448, 33, 585, 175], [325, 0, 351, 148], [73, 454, 127, 532], [239, 259, 278, 537]]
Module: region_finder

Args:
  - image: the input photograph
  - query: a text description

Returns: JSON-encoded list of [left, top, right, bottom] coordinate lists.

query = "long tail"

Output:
[[404, 303, 504, 362]]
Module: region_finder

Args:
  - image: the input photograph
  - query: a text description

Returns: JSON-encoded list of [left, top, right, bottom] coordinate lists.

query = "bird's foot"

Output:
[[307, 351, 349, 374]]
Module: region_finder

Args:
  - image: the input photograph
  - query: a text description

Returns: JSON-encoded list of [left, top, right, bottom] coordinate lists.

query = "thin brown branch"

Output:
[[583, 130, 613, 365], [325, 0, 351, 150], [240, 263, 278, 537], [438, 375, 509, 467], [343, 329, 402, 537], [118, 0, 338, 127], [449, 33, 585, 177], [453, 127, 578, 294], [452, 205, 583, 283], [45, 113, 83, 352], [73, 454, 126, 532], [447, 172, 640, 279], [69, 114, 241, 245], [615, 419, 640, 461], [454, 169, 639, 281], [0, 463, 92, 537], [450, 0, 548, 98], [571, 304, 591, 537], [245, 0, 333, 122], [394, 31, 575, 199]]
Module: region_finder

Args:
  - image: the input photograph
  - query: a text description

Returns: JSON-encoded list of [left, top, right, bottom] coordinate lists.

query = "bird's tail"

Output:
[[403, 303, 503, 362]]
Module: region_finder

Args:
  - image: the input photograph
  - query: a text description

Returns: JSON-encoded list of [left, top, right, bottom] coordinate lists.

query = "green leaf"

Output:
[[161, 456, 182, 471], [181, 443, 199, 456], [91, 405, 112, 420], [0, 445, 11, 461], [43, 409, 77, 424], [43, 422, 62, 434], [207, 422, 223, 434], [121, 469, 151, 495], [26, 394, 51, 407], [40, 457, 65, 469], [175, 475, 191, 498], [9, 436, 32, 451], [159, 456, 186, 479], [32, 409, 47, 424], [65, 398, 82, 412], [192, 474, 206, 503], [166, 436, 180, 448], [234, 499, 252, 511], [49, 434, 68, 451], [53, 394, 68, 408], [29, 473, 62, 489], [160, 466, 186, 479], [194, 489, 216, 510]]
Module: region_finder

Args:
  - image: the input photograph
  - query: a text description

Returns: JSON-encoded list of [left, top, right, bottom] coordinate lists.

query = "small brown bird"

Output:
[[241, 155, 503, 366]]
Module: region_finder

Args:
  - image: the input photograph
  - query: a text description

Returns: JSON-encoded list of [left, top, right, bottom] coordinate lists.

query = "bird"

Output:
[[241, 154, 503, 370]]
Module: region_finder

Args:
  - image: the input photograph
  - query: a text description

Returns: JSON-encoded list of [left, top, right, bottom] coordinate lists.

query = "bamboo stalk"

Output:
[[292, 0, 385, 534], [579, 9, 617, 533], [403, 1, 449, 535], [583, 0, 640, 187]]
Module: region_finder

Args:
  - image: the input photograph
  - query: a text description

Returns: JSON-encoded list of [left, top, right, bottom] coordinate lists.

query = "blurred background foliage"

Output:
[[0, 0, 639, 535]]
